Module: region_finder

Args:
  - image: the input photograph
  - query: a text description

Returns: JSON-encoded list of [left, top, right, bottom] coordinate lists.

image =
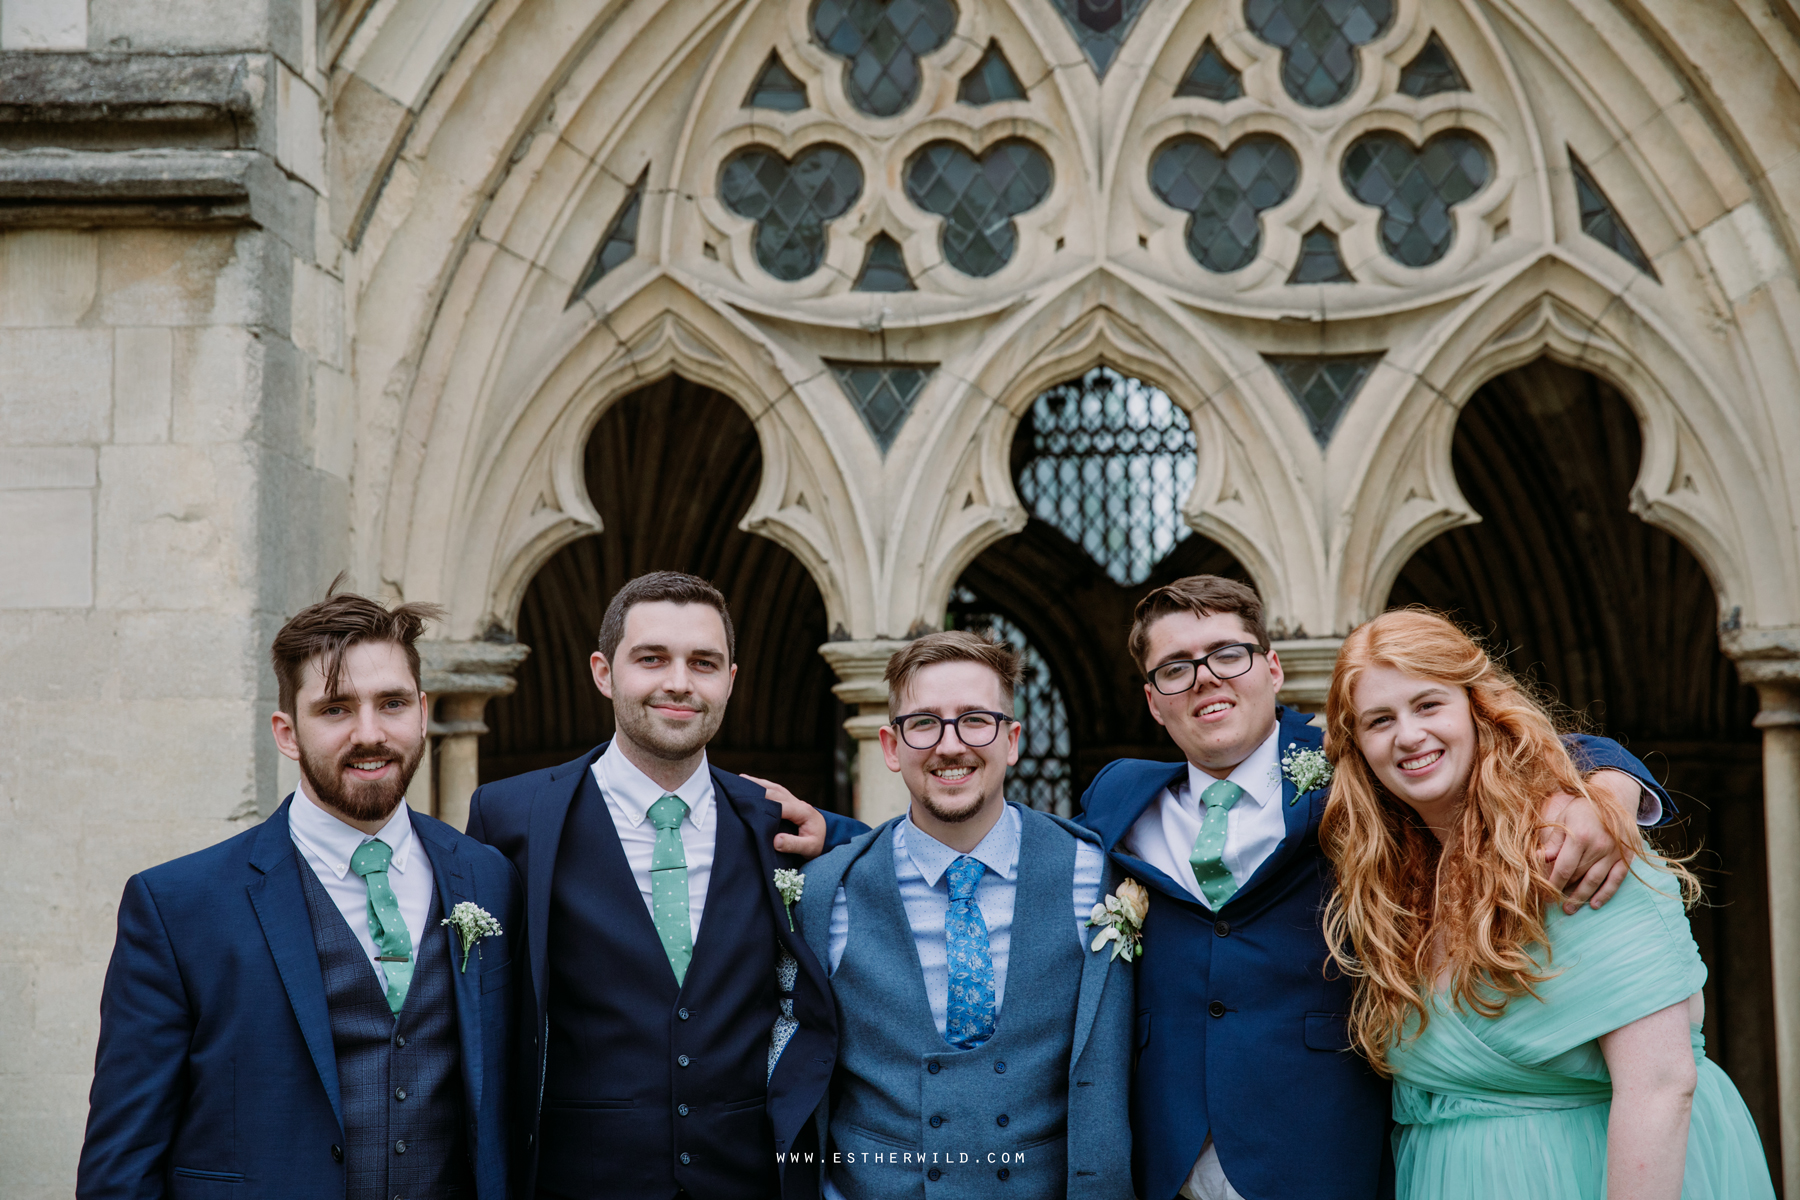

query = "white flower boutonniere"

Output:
[[774, 868, 805, 933], [1281, 744, 1334, 803], [1085, 878, 1149, 963], [441, 901, 502, 973]]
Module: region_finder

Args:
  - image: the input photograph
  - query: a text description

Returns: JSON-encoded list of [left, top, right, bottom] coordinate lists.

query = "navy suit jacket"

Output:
[[465, 743, 851, 1199], [78, 798, 524, 1200], [1076, 709, 1670, 1200]]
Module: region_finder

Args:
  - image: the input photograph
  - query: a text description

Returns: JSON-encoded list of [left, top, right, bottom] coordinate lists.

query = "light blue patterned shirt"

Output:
[[826, 803, 1106, 1038]]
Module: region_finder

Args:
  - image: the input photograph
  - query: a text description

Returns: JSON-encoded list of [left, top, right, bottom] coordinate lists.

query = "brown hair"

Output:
[[1128, 574, 1270, 672], [597, 571, 736, 664], [270, 576, 444, 714], [884, 629, 1023, 718]]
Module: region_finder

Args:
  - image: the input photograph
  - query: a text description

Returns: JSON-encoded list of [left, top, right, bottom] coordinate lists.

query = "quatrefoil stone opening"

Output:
[[719, 144, 864, 281], [812, 0, 958, 118], [1342, 130, 1491, 267], [1150, 134, 1299, 273], [904, 139, 1053, 277]]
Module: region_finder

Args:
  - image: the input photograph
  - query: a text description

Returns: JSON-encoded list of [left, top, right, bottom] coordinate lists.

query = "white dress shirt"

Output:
[[288, 784, 436, 985], [591, 739, 717, 944]]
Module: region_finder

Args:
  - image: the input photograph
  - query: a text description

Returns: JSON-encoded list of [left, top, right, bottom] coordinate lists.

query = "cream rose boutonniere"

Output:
[[1085, 877, 1149, 963], [773, 868, 805, 932], [440, 901, 503, 973], [1281, 744, 1333, 804]]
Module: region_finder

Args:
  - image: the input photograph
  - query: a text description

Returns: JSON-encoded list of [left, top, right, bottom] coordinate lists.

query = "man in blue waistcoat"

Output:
[[79, 587, 524, 1200], [1075, 575, 1674, 1200], [466, 571, 861, 1200], [793, 630, 1135, 1200]]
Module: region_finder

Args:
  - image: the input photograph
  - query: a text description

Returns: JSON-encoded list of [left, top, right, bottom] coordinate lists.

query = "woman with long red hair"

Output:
[[1319, 609, 1772, 1200]]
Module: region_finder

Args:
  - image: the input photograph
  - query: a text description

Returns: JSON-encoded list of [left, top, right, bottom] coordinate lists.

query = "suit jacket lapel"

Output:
[[526, 747, 601, 1019], [417, 819, 483, 1116], [1070, 830, 1119, 1071], [1232, 709, 1324, 901], [246, 796, 345, 1134]]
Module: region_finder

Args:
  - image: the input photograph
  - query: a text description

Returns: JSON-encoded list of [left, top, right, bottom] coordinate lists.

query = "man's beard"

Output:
[[914, 756, 989, 824], [613, 690, 725, 762], [300, 737, 426, 824]]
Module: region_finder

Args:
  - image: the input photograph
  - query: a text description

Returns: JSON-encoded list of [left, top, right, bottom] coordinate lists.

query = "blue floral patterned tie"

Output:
[[944, 856, 996, 1049], [1189, 779, 1246, 910]]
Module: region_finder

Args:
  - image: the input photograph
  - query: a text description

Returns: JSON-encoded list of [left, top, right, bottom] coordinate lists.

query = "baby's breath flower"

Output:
[[441, 901, 503, 973]]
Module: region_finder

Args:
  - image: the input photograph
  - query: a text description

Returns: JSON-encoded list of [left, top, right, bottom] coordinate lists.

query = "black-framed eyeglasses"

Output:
[[1148, 642, 1263, 695], [891, 710, 1014, 750]]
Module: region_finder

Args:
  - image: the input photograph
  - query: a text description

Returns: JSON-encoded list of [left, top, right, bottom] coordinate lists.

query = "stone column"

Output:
[[1724, 626, 1800, 1194], [1272, 636, 1343, 716], [819, 639, 914, 826], [419, 640, 531, 831]]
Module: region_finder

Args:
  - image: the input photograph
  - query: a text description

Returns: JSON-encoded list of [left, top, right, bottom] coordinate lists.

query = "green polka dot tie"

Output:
[[1189, 779, 1246, 910], [647, 794, 694, 986], [348, 838, 413, 1013]]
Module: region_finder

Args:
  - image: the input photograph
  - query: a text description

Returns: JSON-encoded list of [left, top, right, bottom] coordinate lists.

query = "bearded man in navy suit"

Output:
[[1073, 575, 1673, 1200], [79, 587, 524, 1200], [465, 571, 861, 1200]]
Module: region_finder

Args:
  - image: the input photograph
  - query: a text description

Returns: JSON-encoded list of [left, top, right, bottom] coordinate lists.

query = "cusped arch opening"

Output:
[[479, 374, 851, 813]]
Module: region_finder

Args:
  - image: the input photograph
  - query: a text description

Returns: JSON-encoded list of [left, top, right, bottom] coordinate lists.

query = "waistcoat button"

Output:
[[331, 1145, 343, 1163], [1214, 919, 1230, 937], [993, 1061, 1006, 1074], [998, 1167, 1011, 1181], [394, 1035, 406, 1047], [928, 1168, 942, 1181], [927, 1061, 940, 1074], [678, 1054, 690, 1067], [394, 1087, 406, 1101], [996, 1114, 1008, 1127], [395, 1140, 407, 1155], [678, 1104, 690, 1116], [1208, 1000, 1226, 1018], [929, 1115, 942, 1128], [680, 1152, 691, 1165], [678, 1007, 690, 1020]]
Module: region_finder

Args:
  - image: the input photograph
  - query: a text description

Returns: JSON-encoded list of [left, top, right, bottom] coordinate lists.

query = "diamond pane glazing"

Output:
[[1342, 130, 1489, 266], [1014, 367, 1197, 585], [826, 360, 933, 452], [904, 138, 1053, 277], [746, 51, 809, 110], [1245, 0, 1393, 107], [570, 168, 645, 304], [1048, 0, 1151, 75], [1570, 152, 1657, 280], [948, 598, 1073, 814], [1398, 32, 1466, 97], [1266, 353, 1381, 444], [1176, 37, 1243, 100], [958, 39, 1026, 104], [811, 0, 957, 117], [719, 144, 863, 281], [853, 233, 915, 291], [1287, 224, 1354, 283], [1150, 134, 1299, 273]]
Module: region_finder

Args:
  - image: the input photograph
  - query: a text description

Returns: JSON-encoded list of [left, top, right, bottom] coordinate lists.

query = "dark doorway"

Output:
[[1390, 357, 1777, 1171], [953, 366, 1251, 798], [480, 375, 849, 813]]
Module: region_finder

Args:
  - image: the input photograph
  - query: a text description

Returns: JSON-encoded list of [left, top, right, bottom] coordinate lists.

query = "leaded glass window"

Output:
[[1047, 0, 1152, 76], [1246, 0, 1393, 108], [1266, 353, 1381, 444], [958, 40, 1026, 104], [718, 144, 863, 281], [811, 0, 957, 118], [569, 168, 645, 305], [1176, 38, 1243, 101], [1015, 367, 1197, 585], [1570, 151, 1657, 280], [1342, 130, 1489, 267], [1398, 32, 1466, 97], [1150, 134, 1299, 273], [826, 360, 934, 452], [1287, 224, 1354, 283], [745, 50, 809, 111], [948, 592, 1073, 815], [853, 233, 915, 291], [904, 139, 1053, 277]]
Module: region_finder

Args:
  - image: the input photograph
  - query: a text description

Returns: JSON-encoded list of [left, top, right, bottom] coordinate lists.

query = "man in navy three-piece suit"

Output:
[[1073, 576, 1673, 1200], [78, 589, 524, 1200], [465, 570, 863, 1200]]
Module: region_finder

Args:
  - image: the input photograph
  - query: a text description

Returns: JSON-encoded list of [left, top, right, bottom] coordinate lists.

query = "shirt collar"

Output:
[[594, 738, 714, 829], [900, 802, 1021, 889], [288, 781, 417, 880], [1183, 721, 1284, 812]]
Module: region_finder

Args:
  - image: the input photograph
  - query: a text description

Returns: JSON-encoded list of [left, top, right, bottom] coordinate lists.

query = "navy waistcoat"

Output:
[[298, 855, 472, 1200], [536, 766, 780, 1200]]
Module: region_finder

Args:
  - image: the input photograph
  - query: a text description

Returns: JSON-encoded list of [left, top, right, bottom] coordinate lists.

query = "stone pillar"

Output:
[[1272, 637, 1343, 716], [819, 639, 914, 826], [419, 640, 531, 831], [1724, 626, 1800, 1195]]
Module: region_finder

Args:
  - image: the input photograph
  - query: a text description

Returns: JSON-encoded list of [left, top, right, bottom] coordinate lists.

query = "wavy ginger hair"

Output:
[[1318, 609, 1640, 1074]]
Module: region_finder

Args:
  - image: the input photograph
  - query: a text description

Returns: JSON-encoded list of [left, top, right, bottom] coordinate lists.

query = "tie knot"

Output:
[[648, 794, 689, 831], [1200, 779, 1246, 813], [946, 855, 986, 902], [349, 838, 393, 877]]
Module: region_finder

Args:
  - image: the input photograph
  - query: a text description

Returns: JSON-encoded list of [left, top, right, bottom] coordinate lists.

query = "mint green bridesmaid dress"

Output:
[[1386, 864, 1775, 1200]]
